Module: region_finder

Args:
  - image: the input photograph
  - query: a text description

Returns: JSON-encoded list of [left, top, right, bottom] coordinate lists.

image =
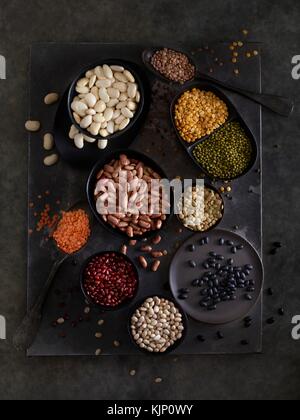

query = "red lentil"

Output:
[[53, 209, 90, 254]]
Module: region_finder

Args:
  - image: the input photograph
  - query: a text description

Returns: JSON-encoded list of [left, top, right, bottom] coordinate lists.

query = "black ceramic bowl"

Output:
[[86, 149, 174, 240], [67, 59, 145, 141], [176, 182, 225, 233], [170, 81, 258, 182], [80, 251, 140, 312], [128, 295, 188, 355]]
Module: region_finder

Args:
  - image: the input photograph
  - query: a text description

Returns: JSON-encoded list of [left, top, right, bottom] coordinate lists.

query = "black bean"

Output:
[[232, 247, 237, 254], [267, 288, 274, 296], [189, 244, 196, 252], [228, 259, 234, 266], [230, 295, 237, 301], [204, 237, 209, 244], [200, 239, 205, 246], [179, 288, 189, 294], [209, 252, 217, 258], [245, 265, 254, 271], [241, 340, 249, 346], [178, 294, 188, 300], [201, 289, 208, 296], [244, 316, 252, 323], [203, 263, 210, 269], [219, 238, 225, 246], [237, 245, 244, 250], [266, 317, 275, 325], [192, 279, 200, 287], [278, 308, 285, 316], [200, 302, 208, 308], [273, 242, 282, 248], [189, 260, 197, 268], [270, 248, 277, 255], [244, 270, 251, 276], [226, 240, 234, 246], [214, 298, 221, 304], [247, 287, 255, 293], [217, 255, 225, 261], [217, 331, 224, 340], [249, 280, 255, 286], [245, 294, 253, 301], [208, 305, 217, 311]]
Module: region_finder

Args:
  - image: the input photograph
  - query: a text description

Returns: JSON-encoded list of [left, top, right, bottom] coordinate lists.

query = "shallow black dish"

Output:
[[128, 295, 188, 355], [68, 59, 146, 141], [169, 229, 264, 325], [170, 81, 258, 181], [80, 251, 140, 312], [86, 149, 174, 240], [176, 181, 225, 233]]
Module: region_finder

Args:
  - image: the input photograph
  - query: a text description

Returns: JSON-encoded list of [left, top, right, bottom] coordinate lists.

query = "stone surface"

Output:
[[0, 0, 299, 400]]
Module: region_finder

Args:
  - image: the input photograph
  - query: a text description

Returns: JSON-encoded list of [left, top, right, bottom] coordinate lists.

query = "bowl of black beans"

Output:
[[169, 229, 264, 324]]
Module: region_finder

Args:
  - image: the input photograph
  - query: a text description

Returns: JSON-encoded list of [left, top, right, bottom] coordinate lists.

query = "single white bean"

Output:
[[124, 70, 135, 83], [69, 125, 79, 140], [100, 129, 109, 138], [107, 88, 120, 99], [107, 121, 115, 134], [73, 112, 81, 124], [103, 64, 113, 79], [99, 88, 110, 103], [107, 98, 119, 108], [112, 110, 121, 120], [127, 101, 137, 111], [111, 65, 125, 72], [115, 115, 125, 125], [98, 139, 108, 149], [128, 83, 137, 99], [94, 100, 106, 113], [119, 118, 130, 130], [93, 113, 105, 123], [89, 74, 97, 89], [113, 82, 127, 93], [116, 101, 128, 110], [122, 107, 134, 119], [104, 108, 114, 122], [80, 115, 93, 129], [85, 93, 97, 108], [71, 100, 88, 117], [91, 86, 100, 100], [44, 154, 59, 166], [95, 66, 104, 79], [44, 93, 59, 105], [84, 135, 96, 143], [86, 109, 96, 116], [89, 122, 101, 136], [77, 78, 89, 88], [25, 120, 40, 132], [43, 133, 54, 151], [76, 86, 89, 94], [114, 72, 127, 83], [74, 133, 84, 149]]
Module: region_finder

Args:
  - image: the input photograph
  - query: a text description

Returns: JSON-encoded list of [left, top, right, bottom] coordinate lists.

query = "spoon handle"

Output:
[[197, 73, 294, 117], [13, 255, 69, 352]]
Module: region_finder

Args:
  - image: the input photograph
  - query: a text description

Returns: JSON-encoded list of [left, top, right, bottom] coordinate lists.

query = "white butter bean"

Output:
[[76, 86, 89, 94], [74, 133, 84, 149], [69, 125, 79, 140], [122, 107, 134, 119], [116, 101, 128, 110], [73, 112, 81, 124], [84, 135, 96, 143], [86, 109, 96, 116], [103, 64, 113, 79], [44, 154, 59, 166], [93, 113, 105, 123], [111, 65, 125, 72], [99, 88, 110, 103], [43, 133, 54, 151], [89, 122, 101, 136], [124, 70, 135, 83], [119, 118, 130, 130], [107, 121, 115, 134], [115, 72, 128, 83], [107, 98, 119, 108], [77, 78, 89, 87], [128, 83, 137, 99], [100, 129, 109, 138], [85, 93, 97, 108], [127, 101, 137, 111], [25, 120, 40, 132], [97, 79, 112, 89], [91, 86, 100, 100], [113, 82, 127, 93], [71, 101, 88, 117], [104, 108, 114, 122], [89, 75, 97, 89], [95, 66, 104, 79], [98, 139, 108, 149], [80, 115, 93, 129], [94, 100, 106, 113], [107, 88, 120, 99], [44, 92, 59, 105]]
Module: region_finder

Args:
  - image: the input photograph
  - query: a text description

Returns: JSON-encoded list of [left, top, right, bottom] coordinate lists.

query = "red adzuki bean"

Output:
[[83, 253, 138, 307]]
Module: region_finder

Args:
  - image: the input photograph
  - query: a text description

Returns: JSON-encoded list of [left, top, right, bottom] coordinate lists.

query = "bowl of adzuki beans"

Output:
[[80, 251, 139, 311]]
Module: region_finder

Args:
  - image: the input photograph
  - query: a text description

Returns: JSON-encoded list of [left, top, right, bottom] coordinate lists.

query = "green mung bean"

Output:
[[192, 121, 253, 179]]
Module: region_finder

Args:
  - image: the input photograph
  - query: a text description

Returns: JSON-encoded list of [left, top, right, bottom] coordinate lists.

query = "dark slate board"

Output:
[[27, 43, 262, 356]]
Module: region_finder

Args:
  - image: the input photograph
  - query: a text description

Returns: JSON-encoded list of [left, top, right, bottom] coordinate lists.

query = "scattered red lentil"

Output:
[[53, 209, 90, 254]]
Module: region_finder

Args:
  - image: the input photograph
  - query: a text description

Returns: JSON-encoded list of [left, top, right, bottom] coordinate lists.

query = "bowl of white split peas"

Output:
[[67, 60, 145, 150]]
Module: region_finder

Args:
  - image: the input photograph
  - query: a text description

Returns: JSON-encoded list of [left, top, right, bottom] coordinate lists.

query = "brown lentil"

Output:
[[151, 48, 196, 84]]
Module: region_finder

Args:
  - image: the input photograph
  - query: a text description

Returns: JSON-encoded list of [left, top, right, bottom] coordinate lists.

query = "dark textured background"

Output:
[[0, 0, 299, 401]]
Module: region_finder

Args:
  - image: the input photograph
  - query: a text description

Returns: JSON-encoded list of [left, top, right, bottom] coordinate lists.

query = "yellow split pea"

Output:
[[174, 88, 229, 143]]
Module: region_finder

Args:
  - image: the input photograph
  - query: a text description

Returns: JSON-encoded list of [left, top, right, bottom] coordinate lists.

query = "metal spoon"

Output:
[[142, 47, 294, 117], [13, 201, 94, 352]]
